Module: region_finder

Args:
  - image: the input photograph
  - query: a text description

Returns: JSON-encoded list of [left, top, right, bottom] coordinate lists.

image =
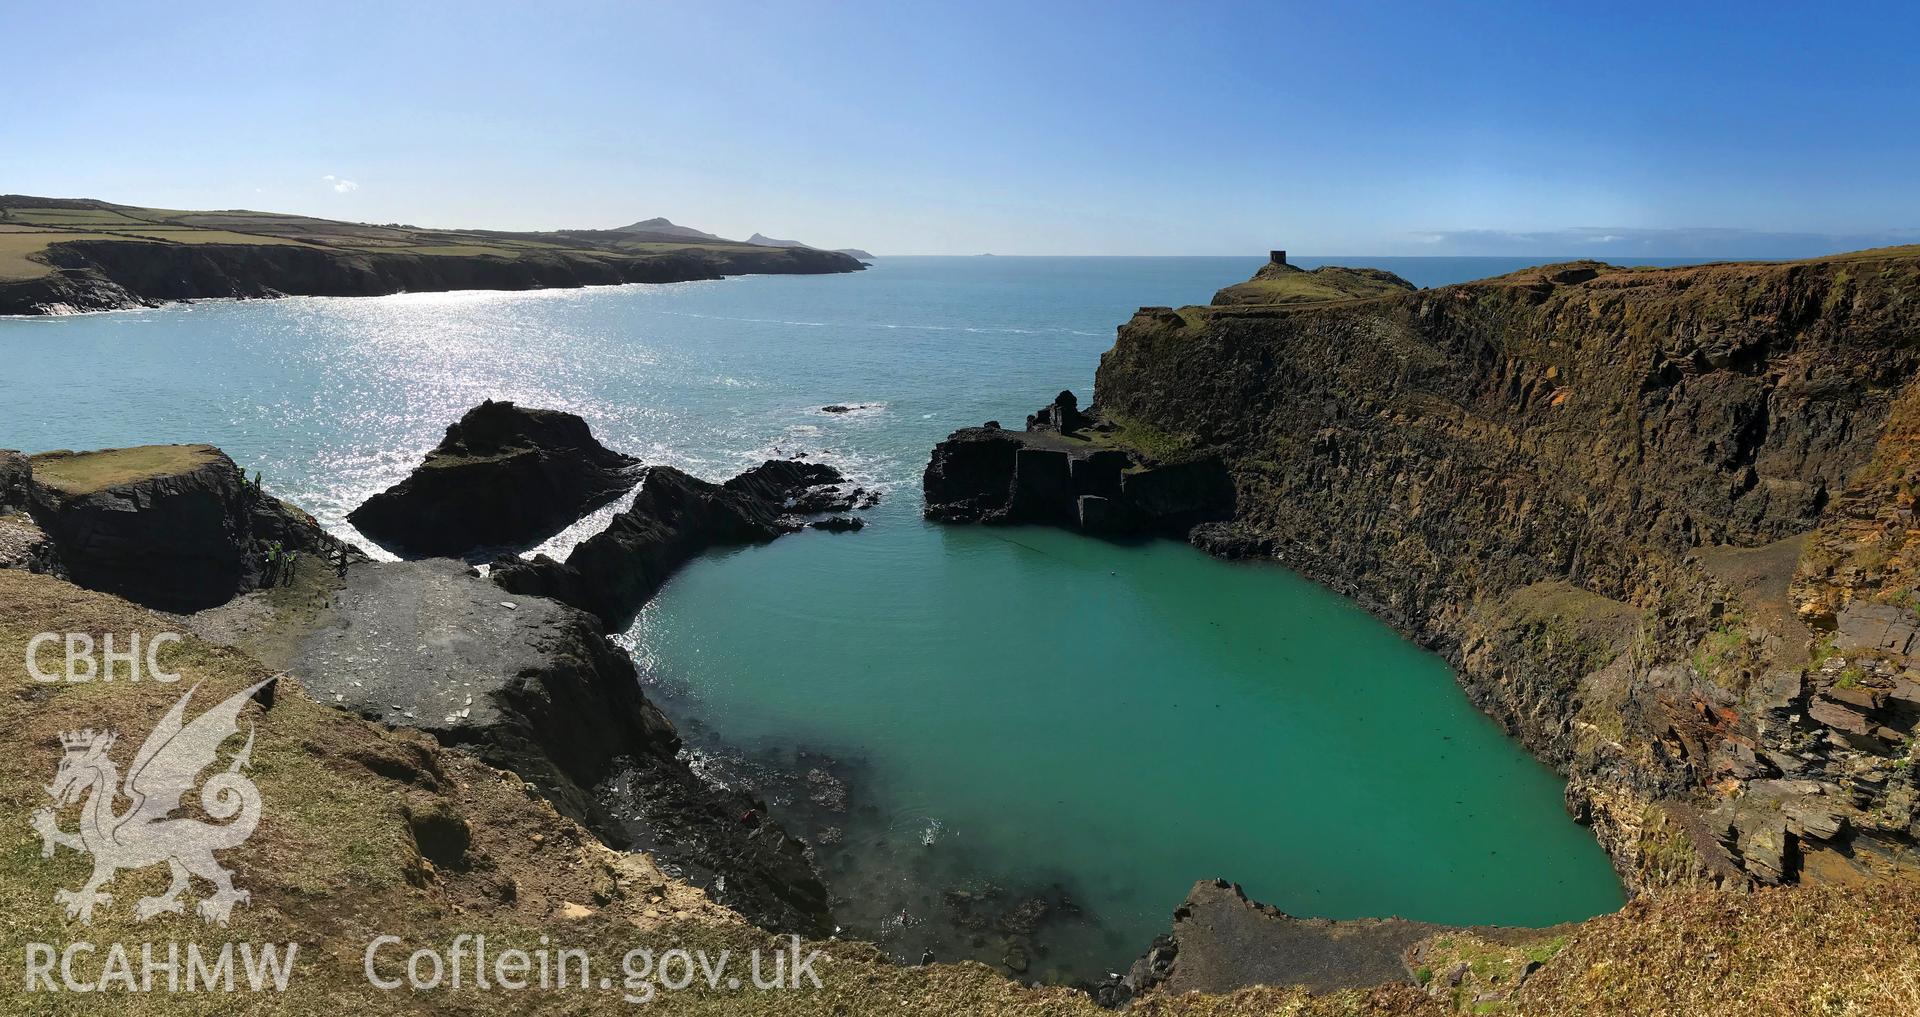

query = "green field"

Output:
[[0, 195, 795, 282], [28, 445, 221, 495]]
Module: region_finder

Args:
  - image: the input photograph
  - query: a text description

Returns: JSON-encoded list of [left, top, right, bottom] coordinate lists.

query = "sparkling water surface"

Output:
[[2, 256, 1650, 979]]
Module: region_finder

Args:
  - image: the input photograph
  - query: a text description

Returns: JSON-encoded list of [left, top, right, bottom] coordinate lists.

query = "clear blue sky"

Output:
[[4, 1, 1917, 256]]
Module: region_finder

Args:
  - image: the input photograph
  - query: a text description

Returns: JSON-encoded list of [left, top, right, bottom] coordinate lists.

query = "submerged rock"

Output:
[[348, 399, 641, 558]]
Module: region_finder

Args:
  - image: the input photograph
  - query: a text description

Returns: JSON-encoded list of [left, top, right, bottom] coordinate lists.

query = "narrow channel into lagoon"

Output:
[[0, 254, 1629, 983]]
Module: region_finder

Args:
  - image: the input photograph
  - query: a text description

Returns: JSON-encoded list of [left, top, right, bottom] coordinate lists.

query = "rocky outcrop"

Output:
[[0, 450, 56, 573], [284, 558, 829, 935], [0, 236, 864, 315], [1076, 248, 1920, 892], [1105, 880, 1500, 1002], [0, 450, 28, 510], [347, 400, 642, 558], [923, 393, 1233, 536], [493, 460, 857, 629], [1210, 262, 1416, 307], [22, 444, 356, 612]]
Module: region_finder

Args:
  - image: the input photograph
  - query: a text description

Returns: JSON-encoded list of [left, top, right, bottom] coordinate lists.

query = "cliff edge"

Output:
[[1092, 246, 1920, 892]]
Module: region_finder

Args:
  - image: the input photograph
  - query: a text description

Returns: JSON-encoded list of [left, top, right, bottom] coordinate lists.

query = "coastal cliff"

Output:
[[0, 436, 834, 935], [0, 237, 860, 315], [0, 195, 865, 315], [1081, 249, 1920, 892]]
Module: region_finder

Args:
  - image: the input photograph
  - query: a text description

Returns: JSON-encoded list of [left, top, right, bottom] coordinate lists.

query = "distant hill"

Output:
[[747, 232, 809, 249], [616, 217, 727, 242], [748, 233, 873, 260]]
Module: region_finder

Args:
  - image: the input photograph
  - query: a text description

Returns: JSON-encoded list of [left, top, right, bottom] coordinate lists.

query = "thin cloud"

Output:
[[1402, 226, 1920, 258], [321, 174, 359, 194]]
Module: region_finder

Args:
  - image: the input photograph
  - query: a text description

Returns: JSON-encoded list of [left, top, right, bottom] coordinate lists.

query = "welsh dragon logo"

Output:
[[31, 677, 275, 926]]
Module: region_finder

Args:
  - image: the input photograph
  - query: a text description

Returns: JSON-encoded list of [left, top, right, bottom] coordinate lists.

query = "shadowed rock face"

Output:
[[720, 459, 844, 504], [493, 460, 849, 629], [23, 445, 354, 612], [348, 400, 642, 559], [922, 394, 1234, 537], [1093, 249, 1920, 891], [0, 451, 28, 511], [291, 558, 830, 936], [0, 236, 865, 315]]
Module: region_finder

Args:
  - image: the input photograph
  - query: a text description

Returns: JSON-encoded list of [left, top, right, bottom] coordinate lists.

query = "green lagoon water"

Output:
[[0, 256, 1635, 979]]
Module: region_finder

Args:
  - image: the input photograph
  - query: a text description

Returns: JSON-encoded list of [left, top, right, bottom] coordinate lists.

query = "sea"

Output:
[[1, 255, 1683, 980]]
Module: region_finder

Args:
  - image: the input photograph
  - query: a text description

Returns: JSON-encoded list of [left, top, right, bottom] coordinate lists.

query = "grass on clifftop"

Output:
[[28, 445, 222, 495], [0, 195, 796, 283], [1211, 263, 1416, 307]]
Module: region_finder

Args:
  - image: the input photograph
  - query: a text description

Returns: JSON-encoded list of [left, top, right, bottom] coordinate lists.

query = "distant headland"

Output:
[[0, 196, 868, 315]]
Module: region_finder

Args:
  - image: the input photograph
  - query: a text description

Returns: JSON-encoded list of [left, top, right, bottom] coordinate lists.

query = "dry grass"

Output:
[[0, 231, 128, 279], [1514, 883, 1920, 1016], [0, 197, 834, 286], [1211, 265, 1415, 307], [2, 567, 1916, 1014], [27, 445, 221, 495]]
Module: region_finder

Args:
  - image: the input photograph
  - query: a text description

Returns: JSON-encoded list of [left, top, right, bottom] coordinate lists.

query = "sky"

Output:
[[3, 1, 1918, 257]]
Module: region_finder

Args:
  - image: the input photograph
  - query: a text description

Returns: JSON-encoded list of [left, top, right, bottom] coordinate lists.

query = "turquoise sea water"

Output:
[[0, 256, 1652, 979]]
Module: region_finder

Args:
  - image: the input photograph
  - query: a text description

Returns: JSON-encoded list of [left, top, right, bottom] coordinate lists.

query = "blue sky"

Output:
[[3, 1, 1917, 256]]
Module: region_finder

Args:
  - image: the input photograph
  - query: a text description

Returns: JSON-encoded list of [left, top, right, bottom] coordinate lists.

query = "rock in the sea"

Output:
[[810, 515, 865, 532], [922, 426, 1026, 523], [721, 459, 843, 504], [23, 444, 355, 612], [494, 460, 848, 628], [347, 399, 641, 558]]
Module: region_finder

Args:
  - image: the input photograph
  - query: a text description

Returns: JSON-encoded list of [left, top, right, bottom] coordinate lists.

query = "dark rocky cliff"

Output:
[[22, 444, 356, 611], [923, 390, 1235, 535], [1013, 249, 1920, 892], [0, 237, 863, 315], [494, 459, 854, 629]]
